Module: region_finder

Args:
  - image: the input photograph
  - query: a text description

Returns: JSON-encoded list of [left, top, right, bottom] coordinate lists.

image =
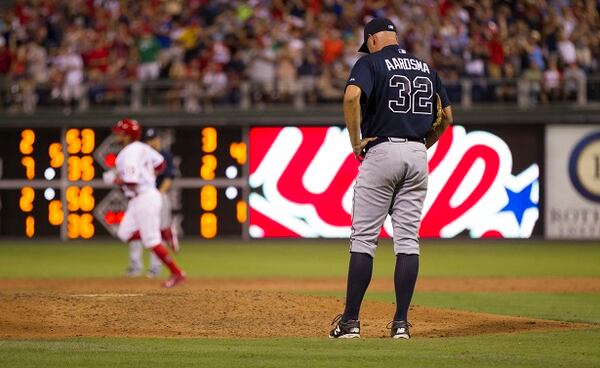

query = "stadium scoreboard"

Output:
[[0, 123, 543, 240], [0, 126, 248, 240]]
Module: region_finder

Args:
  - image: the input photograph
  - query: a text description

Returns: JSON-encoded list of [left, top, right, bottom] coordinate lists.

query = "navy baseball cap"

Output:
[[358, 18, 397, 54], [143, 128, 159, 141]]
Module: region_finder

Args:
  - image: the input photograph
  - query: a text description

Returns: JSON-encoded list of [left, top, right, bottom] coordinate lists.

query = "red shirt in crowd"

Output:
[[0, 48, 11, 74], [487, 38, 504, 66], [86, 45, 109, 73], [322, 37, 344, 64]]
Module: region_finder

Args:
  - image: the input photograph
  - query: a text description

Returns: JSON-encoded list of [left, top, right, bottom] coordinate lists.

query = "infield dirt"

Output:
[[0, 277, 594, 339]]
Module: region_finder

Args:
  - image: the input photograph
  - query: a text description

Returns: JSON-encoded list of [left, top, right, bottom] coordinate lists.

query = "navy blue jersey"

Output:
[[156, 149, 175, 188], [346, 45, 450, 140]]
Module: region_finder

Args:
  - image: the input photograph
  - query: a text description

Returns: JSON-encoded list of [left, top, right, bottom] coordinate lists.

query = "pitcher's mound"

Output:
[[0, 281, 585, 339]]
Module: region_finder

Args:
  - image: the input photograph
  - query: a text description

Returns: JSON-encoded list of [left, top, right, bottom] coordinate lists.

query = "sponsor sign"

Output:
[[249, 126, 540, 239], [546, 126, 600, 239]]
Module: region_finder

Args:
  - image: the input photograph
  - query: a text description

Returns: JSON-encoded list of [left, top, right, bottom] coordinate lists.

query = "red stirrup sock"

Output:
[[152, 244, 182, 275]]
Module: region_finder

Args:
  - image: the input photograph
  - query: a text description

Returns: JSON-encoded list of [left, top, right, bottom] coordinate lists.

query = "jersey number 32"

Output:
[[388, 75, 433, 115]]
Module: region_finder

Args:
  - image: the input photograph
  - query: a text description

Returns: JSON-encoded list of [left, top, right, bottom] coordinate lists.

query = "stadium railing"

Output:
[[0, 75, 598, 114]]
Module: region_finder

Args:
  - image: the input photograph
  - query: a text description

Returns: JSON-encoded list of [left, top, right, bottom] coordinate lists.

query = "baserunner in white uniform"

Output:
[[127, 128, 179, 278], [103, 118, 185, 288]]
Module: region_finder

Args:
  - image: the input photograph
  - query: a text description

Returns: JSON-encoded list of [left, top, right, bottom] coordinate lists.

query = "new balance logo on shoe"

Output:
[[329, 315, 361, 339]]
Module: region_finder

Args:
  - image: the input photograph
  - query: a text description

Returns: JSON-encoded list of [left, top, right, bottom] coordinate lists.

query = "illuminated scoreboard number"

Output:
[[0, 128, 63, 237], [63, 128, 114, 239], [180, 186, 245, 238], [64, 185, 95, 239], [0, 128, 63, 180], [0, 125, 249, 239], [64, 128, 96, 239], [0, 127, 115, 238], [174, 126, 247, 238], [71, 128, 116, 240], [175, 127, 247, 178], [65, 128, 96, 181], [0, 127, 110, 180], [0, 188, 62, 237]]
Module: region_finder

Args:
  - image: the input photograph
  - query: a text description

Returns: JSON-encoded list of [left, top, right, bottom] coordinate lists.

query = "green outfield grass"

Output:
[[1, 239, 599, 367], [0, 240, 599, 278], [1, 330, 600, 368]]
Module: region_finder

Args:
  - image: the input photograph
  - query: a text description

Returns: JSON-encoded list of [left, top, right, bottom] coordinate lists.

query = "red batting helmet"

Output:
[[112, 118, 142, 141]]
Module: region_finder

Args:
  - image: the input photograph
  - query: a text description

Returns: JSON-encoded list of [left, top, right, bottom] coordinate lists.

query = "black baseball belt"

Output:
[[364, 136, 426, 152]]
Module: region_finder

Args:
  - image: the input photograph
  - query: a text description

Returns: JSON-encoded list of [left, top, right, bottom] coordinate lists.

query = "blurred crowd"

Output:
[[0, 0, 598, 112]]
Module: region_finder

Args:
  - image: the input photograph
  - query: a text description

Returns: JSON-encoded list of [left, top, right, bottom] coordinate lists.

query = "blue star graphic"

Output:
[[500, 183, 537, 225]]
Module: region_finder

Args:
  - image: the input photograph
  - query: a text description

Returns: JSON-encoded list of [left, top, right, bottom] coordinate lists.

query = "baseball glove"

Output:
[[433, 93, 443, 130]]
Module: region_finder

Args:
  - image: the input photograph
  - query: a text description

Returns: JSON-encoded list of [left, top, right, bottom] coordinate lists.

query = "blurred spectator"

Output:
[[183, 59, 201, 112], [316, 68, 342, 101], [55, 46, 84, 114], [496, 64, 518, 102], [276, 46, 297, 101], [558, 31, 577, 66], [86, 35, 110, 104], [0, 36, 11, 108], [523, 61, 543, 104], [563, 62, 585, 101], [176, 19, 202, 62], [464, 40, 486, 78], [487, 30, 504, 80], [86, 35, 110, 74], [26, 40, 48, 85], [542, 59, 562, 102], [8, 45, 32, 112], [297, 48, 318, 104], [165, 59, 186, 110], [104, 52, 135, 105], [112, 23, 134, 60], [202, 62, 228, 111], [246, 41, 276, 105], [321, 29, 344, 65], [0, 37, 10, 75], [575, 35, 594, 72], [224, 50, 246, 105], [525, 31, 546, 71], [137, 28, 161, 82], [0, 0, 597, 110]]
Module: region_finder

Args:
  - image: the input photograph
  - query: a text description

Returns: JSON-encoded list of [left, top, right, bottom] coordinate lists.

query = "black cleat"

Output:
[[329, 314, 360, 339], [389, 320, 412, 339]]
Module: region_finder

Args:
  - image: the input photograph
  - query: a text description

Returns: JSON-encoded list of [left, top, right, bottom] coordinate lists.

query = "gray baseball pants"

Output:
[[350, 139, 428, 257]]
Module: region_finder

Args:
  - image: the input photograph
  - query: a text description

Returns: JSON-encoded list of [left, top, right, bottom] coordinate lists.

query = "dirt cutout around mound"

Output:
[[0, 278, 591, 339]]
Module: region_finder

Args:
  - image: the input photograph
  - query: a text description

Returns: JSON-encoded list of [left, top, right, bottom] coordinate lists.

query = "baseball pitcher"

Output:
[[330, 18, 453, 339]]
